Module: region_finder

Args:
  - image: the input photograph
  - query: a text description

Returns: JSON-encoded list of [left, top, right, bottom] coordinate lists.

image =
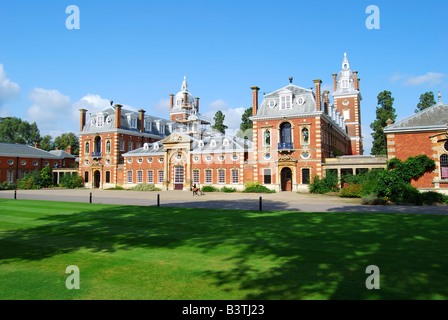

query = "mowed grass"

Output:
[[1, 199, 448, 300]]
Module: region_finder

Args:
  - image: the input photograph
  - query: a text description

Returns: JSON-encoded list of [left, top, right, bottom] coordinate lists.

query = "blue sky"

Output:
[[0, 0, 447, 154]]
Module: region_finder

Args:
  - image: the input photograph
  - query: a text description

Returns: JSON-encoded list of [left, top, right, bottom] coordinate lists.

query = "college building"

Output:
[[78, 53, 386, 192]]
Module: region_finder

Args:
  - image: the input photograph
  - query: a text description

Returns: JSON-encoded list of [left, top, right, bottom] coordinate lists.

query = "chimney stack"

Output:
[[79, 109, 87, 132], [66, 145, 72, 155], [353, 71, 358, 90], [183, 92, 188, 107], [313, 79, 322, 111], [138, 109, 146, 133], [169, 94, 174, 110], [195, 97, 200, 113], [332, 73, 337, 92], [386, 118, 394, 126], [323, 90, 330, 114], [34, 142, 40, 149], [251, 86, 260, 116], [114, 104, 122, 129]]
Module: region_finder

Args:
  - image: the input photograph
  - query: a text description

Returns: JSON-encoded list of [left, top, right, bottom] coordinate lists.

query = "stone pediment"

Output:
[[161, 133, 191, 145]]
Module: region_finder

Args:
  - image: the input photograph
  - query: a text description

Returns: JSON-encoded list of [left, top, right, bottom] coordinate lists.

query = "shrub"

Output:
[[361, 194, 387, 205], [17, 170, 44, 190], [339, 184, 363, 198], [309, 174, 339, 194], [106, 185, 125, 190], [420, 191, 448, 205], [242, 181, 275, 193], [131, 183, 161, 191], [221, 186, 237, 193], [201, 185, 219, 192], [1, 181, 16, 190], [59, 174, 84, 189]]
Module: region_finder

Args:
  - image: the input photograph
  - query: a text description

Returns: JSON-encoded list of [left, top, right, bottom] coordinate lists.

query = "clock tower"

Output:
[[332, 53, 363, 155]]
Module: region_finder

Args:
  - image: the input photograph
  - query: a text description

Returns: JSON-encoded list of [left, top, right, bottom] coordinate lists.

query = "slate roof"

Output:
[[0, 143, 64, 159], [122, 131, 253, 157], [384, 102, 448, 133], [82, 107, 175, 137], [49, 150, 76, 159], [253, 84, 317, 118]]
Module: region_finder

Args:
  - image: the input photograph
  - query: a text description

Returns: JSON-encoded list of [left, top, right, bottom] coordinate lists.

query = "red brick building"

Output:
[[0, 142, 76, 184], [384, 92, 448, 193], [79, 54, 365, 191]]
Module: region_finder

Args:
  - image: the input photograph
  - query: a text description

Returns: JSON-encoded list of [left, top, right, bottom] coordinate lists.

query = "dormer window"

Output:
[[155, 120, 161, 132], [280, 93, 292, 110], [342, 78, 349, 89], [97, 113, 104, 127], [198, 140, 204, 148], [128, 116, 137, 129], [223, 138, 230, 147], [210, 140, 216, 148]]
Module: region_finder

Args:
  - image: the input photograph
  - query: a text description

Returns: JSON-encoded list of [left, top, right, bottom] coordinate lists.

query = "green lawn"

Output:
[[1, 199, 447, 300]]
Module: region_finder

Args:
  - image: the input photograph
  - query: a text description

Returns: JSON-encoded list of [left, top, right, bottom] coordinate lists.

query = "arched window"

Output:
[[441, 154, 448, 179], [85, 142, 90, 155], [280, 122, 292, 145], [95, 137, 101, 153], [106, 140, 111, 154]]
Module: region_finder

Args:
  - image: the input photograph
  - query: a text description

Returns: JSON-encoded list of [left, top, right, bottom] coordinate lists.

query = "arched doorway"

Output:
[[93, 170, 101, 189], [281, 167, 293, 191], [174, 165, 184, 190]]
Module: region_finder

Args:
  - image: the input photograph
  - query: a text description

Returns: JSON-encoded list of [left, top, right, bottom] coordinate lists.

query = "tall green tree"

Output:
[[40, 135, 55, 151], [415, 91, 436, 113], [236, 107, 253, 140], [212, 111, 228, 134], [54, 132, 79, 155], [0, 117, 41, 145], [240, 107, 253, 131], [370, 90, 397, 155]]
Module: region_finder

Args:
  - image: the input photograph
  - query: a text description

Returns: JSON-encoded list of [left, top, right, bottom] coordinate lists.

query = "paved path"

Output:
[[1, 189, 447, 215]]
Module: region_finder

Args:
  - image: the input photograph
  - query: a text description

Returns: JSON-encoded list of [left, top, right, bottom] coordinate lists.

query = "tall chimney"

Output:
[[34, 142, 40, 149], [169, 94, 174, 110], [195, 97, 200, 113], [313, 79, 322, 111], [332, 73, 337, 92], [114, 104, 122, 129], [323, 90, 330, 114], [357, 78, 360, 90], [353, 71, 358, 90], [183, 92, 188, 107], [79, 109, 87, 132], [66, 145, 72, 155], [251, 86, 260, 116], [138, 109, 146, 133]]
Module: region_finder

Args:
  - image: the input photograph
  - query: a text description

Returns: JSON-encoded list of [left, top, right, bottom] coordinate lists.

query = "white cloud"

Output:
[[153, 98, 170, 115], [26, 88, 72, 133], [0, 64, 20, 106], [73, 94, 112, 115], [203, 99, 245, 131], [0, 106, 11, 117], [404, 72, 446, 87], [391, 72, 447, 87]]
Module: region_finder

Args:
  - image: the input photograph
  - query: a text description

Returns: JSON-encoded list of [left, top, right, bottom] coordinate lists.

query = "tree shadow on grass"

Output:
[[1, 200, 448, 299]]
